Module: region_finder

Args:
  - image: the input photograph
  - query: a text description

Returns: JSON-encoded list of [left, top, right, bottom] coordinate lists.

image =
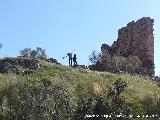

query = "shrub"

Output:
[[0, 79, 73, 120], [125, 56, 142, 74], [20, 48, 32, 58], [20, 47, 47, 60], [89, 50, 101, 65], [100, 53, 142, 74], [74, 79, 131, 120]]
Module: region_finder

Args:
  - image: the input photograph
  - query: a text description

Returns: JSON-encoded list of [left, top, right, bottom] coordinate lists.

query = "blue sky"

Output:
[[0, 0, 160, 75]]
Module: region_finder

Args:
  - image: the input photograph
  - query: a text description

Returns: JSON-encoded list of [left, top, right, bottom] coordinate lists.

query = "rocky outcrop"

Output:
[[46, 58, 61, 65], [72, 64, 88, 69], [0, 58, 39, 75], [101, 17, 154, 76]]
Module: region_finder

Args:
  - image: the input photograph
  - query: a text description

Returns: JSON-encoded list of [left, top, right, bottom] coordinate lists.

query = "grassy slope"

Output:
[[0, 61, 160, 119]]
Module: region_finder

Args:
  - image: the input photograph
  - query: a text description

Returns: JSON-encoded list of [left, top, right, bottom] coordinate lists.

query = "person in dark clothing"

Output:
[[73, 54, 77, 66], [67, 53, 72, 66]]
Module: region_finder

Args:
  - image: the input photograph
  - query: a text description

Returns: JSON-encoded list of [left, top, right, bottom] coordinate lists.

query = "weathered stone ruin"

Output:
[[101, 17, 154, 76], [0, 57, 39, 75]]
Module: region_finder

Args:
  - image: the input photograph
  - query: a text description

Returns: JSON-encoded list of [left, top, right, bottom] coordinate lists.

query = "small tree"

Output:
[[89, 50, 101, 65], [20, 48, 32, 57], [30, 50, 37, 58], [101, 50, 113, 72], [20, 47, 47, 60], [36, 47, 47, 60]]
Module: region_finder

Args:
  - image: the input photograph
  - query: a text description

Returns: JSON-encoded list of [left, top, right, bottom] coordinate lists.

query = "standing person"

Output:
[[73, 54, 77, 66], [67, 53, 73, 66]]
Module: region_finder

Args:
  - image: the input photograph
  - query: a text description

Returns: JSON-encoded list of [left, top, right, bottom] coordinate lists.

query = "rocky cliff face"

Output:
[[101, 17, 154, 76]]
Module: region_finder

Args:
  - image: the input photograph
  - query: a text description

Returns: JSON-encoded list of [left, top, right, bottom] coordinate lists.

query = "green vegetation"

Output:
[[101, 54, 142, 74], [20, 47, 47, 60], [0, 60, 160, 120], [89, 50, 143, 75], [89, 50, 101, 65]]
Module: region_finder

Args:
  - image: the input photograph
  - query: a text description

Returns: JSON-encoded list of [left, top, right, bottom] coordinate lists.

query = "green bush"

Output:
[[20, 47, 47, 60], [0, 79, 73, 120], [89, 50, 101, 65], [101, 54, 142, 74], [74, 79, 131, 120]]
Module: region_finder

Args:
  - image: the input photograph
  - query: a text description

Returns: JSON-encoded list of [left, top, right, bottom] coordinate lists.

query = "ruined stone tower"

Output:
[[101, 17, 154, 76]]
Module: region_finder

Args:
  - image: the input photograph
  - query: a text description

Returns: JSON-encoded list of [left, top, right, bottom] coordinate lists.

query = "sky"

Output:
[[0, 0, 160, 76]]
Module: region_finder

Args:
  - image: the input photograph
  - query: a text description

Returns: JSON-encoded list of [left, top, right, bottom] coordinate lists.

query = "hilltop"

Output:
[[0, 59, 160, 120]]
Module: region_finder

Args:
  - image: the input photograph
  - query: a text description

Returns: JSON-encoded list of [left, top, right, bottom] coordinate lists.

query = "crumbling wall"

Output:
[[101, 17, 154, 76]]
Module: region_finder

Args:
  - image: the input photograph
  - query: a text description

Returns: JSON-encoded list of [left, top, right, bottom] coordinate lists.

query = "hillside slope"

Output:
[[0, 60, 160, 120]]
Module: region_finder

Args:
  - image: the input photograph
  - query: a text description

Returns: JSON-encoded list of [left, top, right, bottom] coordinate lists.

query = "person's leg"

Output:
[[71, 59, 72, 66], [69, 58, 71, 66]]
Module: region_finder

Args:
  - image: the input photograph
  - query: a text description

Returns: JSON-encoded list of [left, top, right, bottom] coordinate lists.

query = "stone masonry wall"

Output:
[[101, 17, 154, 76]]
